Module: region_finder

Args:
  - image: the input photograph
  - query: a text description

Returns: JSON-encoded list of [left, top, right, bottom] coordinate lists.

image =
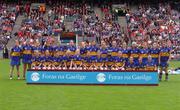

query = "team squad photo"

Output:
[[0, 0, 180, 110]]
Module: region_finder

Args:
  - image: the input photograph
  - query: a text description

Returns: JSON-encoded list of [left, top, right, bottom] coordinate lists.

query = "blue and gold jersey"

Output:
[[137, 62, 146, 70], [125, 61, 136, 70], [56, 46, 66, 56], [72, 55, 82, 65], [100, 48, 108, 58], [39, 56, 46, 63], [33, 46, 44, 53], [109, 47, 119, 57], [149, 48, 159, 65], [114, 57, 124, 67], [80, 47, 87, 57], [32, 56, 41, 62], [159, 47, 171, 62], [22, 45, 33, 63], [22, 45, 33, 55], [139, 48, 149, 63], [130, 48, 139, 64], [45, 56, 53, 62], [11, 46, 21, 61], [52, 56, 61, 66], [146, 61, 156, 71], [44, 46, 54, 53], [67, 46, 76, 56], [32, 56, 41, 66], [121, 48, 129, 62], [87, 45, 99, 56]]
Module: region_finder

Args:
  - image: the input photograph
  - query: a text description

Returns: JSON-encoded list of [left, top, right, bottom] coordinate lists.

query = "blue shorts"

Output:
[[22, 59, 32, 64], [160, 62, 169, 67], [11, 60, 20, 66]]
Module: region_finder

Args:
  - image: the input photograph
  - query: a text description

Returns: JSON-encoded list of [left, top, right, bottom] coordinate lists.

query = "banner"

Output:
[[26, 70, 159, 85]]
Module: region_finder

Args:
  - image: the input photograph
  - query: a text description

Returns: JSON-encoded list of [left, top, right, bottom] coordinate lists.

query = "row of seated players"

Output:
[[10, 40, 171, 71]]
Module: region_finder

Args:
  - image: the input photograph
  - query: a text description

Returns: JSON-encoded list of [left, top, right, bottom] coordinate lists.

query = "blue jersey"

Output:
[[67, 46, 76, 57], [100, 48, 108, 61], [62, 56, 71, 62], [22, 45, 33, 64], [45, 56, 53, 62], [72, 55, 82, 65], [159, 47, 171, 67], [137, 62, 146, 70], [10, 46, 22, 66], [52, 56, 61, 66], [125, 61, 136, 70], [159, 47, 171, 62], [139, 48, 149, 64], [109, 47, 119, 57], [114, 57, 124, 67], [39, 56, 46, 63], [52, 56, 60, 62], [57, 46, 66, 56], [32, 56, 41, 67], [149, 48, 159, 65], [44, 45, 53, 52], [80, 47, 87, 57], [32, 56, 41, 62], [32, 46, 44, 52], [146, 61, 156, 71], [121, 48, 129, 63], [129, 48, 139, 64], [87, 45, 99, 56]]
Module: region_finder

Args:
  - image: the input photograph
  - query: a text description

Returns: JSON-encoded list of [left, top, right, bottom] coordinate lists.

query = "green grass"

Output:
[[0, 59, 180, 110]]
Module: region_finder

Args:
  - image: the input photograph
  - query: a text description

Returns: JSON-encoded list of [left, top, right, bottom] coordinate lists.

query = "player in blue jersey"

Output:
[[43, 50, 53, 70], [159, 41, 172, 81], [80, 42, 88, 69], [121, 42, 129, 63], [109, 40, 120, 70], [125, 56, 136, 71], [139, 43, 149, 65], [149, 42, 160, 66], [22, 41, 33, 79], [39, 52, 46, 69], [44, 41, 54, 54], [10, 40, 22, 80], [88, 41, 99, 70], [99, 40, 108, 70], [137, 56, 146, 71], [51, 52, 61, 70], [32, 40, 44, 55], [129, 42, 139, 66], [66, 40, 76, 69], [146, 55, 157, 71], [112, 51, 125, 70], [70, 49, 83, 70], [31, 51, 41, 70]]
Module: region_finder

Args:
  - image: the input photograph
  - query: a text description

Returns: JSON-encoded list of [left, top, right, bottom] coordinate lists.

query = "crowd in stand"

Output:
[[73, 13, 126, 46], [126, 4, 180, 58], [0, 3, 18, 50], [0, 1, 179, 59], [49, 1, 89, 17]]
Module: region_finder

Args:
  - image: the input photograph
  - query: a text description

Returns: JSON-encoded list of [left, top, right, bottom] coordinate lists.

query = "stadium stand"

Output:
[[0, 0, 179, 60]]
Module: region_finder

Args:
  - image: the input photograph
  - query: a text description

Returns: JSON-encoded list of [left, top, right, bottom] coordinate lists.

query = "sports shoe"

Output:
[[10, 77, 13, 80], [17, 77, 21, 80]]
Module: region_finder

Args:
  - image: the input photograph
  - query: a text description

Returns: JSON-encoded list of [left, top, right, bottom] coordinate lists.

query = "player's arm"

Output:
[[167, 50, 172, 64]]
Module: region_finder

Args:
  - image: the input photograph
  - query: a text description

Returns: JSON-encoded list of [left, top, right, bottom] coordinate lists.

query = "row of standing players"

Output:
[[10, 40, 171, 81]]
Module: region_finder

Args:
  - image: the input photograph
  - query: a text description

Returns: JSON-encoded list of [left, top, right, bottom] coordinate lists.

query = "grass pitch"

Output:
[[0, 59, 180, 110]]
